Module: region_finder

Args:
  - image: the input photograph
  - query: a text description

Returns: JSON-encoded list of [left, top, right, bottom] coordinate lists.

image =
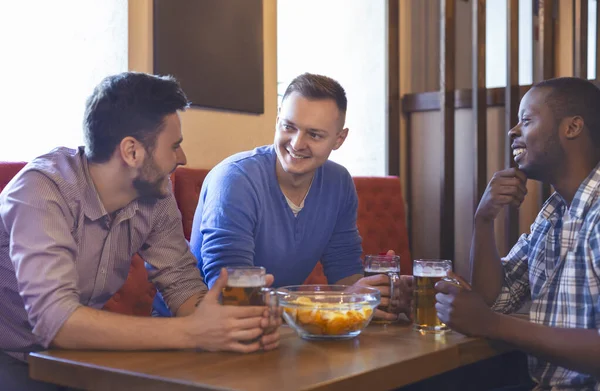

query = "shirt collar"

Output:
[[541, 161, 600, 222], [79, 147, 140, 222]]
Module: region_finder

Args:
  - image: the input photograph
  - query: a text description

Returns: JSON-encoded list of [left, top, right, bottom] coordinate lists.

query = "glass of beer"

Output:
[[220, 266, 278, 342], [412, 259, 461, 334], [364, 254, 401, 323]]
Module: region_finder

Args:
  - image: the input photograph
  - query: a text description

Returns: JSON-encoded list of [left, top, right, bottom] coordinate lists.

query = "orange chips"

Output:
[[284, 297, 374, 336]]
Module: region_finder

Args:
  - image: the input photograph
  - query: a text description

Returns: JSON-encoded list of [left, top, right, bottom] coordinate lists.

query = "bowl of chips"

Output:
[[276, 285, 381, 340]]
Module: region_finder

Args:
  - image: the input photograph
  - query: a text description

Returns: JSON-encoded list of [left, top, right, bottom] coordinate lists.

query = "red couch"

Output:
[[0, 164, 411, 316]]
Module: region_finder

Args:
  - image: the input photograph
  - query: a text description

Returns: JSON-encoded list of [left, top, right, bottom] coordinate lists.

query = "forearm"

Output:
[[175, 291, 206, 317], [489, 313, 600, 377], [52, 306, 191, 350], [470, 217, 505, 305]]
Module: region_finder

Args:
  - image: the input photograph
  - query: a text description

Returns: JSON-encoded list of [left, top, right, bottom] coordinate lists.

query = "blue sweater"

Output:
[[191, 145, 363, 289]]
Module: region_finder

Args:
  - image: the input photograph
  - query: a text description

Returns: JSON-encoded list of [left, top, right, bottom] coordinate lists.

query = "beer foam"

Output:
[[413, 265, 447, 278], [227, 275, 265, 287], [365, 267, 400, 273]]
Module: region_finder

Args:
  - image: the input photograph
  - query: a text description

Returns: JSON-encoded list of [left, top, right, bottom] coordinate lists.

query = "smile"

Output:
[[287, 149, 309, 159], [513, 148, 526, 158]]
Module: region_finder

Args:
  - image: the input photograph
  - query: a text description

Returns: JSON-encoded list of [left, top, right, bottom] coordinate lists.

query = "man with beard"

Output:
[[0, 72, 280, 390], [183, 73, 412, 322], [435, 77, 600, 390]]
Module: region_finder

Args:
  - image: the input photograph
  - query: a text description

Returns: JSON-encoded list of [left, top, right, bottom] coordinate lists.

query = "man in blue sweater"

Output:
[[190, 73, 411, 321]]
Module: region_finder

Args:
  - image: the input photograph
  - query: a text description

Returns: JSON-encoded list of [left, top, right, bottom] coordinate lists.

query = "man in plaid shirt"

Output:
[[436, 77, 600, 390]]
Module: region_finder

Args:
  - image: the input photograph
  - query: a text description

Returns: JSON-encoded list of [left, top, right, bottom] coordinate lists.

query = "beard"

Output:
[[133, 156, 170, 199], [520, 127, 564, 183]]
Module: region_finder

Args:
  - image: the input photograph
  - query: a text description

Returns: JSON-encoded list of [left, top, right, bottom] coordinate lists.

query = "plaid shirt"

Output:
[[492, 164, 600, 391]]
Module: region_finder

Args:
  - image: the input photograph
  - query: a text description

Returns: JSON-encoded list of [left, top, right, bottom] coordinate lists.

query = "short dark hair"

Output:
[[83, 72, 190, 163], [281, 73, 347, 113], [533, 77, 600, 146]]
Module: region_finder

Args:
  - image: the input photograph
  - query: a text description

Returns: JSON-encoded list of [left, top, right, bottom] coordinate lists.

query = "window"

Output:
[[486, 0, 597, 88], [0, 1, 127, 162], [277, 0, 387, 176]]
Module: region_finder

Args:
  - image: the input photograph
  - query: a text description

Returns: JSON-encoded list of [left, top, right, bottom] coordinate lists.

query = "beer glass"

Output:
[[221, 266, 278, 341], [412, 259, 461, 333], [364, 255, 401, 323]]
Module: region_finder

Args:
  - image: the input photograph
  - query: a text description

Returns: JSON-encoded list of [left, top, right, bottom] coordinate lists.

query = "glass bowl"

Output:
[[276, 285, 381, 340]]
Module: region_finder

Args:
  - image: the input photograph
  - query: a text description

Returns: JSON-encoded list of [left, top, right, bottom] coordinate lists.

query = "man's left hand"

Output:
[[434, 272, 497, 337]]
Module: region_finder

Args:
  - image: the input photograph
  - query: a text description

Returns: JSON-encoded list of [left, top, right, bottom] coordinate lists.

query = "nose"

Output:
[[508, 123, 521, 141], [291, 131, 307, 151], [176, 147, 187, 166]]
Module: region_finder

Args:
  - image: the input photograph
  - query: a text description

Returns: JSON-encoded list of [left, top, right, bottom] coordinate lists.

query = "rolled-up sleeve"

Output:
[[141, 193, 207, 314], [0, 172, 82, 348], [491, 232, 532, 314]]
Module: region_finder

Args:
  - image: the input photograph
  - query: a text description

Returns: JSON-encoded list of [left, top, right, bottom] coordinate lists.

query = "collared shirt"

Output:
[[493, 164, 600, 390], [0, 147, 206, 359]]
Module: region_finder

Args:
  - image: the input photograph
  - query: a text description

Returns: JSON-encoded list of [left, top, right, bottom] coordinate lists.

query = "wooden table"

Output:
[[29, 321, 515, 391]]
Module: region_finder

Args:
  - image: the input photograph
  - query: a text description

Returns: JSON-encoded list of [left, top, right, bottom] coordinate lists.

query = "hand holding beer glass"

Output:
[[221, 266, 279, 342], [412, 259, 463, 333], [364, 254, 401, 323]]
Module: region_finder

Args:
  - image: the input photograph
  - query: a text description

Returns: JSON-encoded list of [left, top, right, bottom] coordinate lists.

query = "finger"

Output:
[[436, 309, 449, 325], [400, 275, 414, 289], [232, 316, 264, 330], [205, 268, 228, 302], [378, 298, 390, 309], [435, 292, 452, 305], [386, 249, 396, 256], [510, 198, 524, 208], [502, 176, 528, 194], [356, 274, 390, 287], [513, 177, 528, 194], [373, 308, 399, 321], [496, 185, 525, 197], [263, 307, 284, 319], [227, 341, 262, 354], [261, 341, 280, 351], [434, 280, 461, 294], [265, 274, 275, 287], [224, 305, 267, 318], [495, 194, 520, 205], [446, 271, 472, 291], [230, 327, 264, 342], [260, 313, 282, 333], [260, 330, 280, 347], [494, 168, 522, 178], [514, 168, 527, 183], [378, 286, 391, 297]]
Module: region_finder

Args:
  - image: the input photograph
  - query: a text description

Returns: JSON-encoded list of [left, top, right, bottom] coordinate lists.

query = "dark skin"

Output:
[[434, 86, 600, 378]]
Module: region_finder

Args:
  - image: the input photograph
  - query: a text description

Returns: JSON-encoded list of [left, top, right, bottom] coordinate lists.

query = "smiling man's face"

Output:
[[274, 92, 348, 181], [509, 87, 565, 182]]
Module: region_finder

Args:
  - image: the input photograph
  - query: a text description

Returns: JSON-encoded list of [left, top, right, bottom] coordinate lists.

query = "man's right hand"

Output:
[[475, 168, 527, 223], [185, 268, 267, 353]]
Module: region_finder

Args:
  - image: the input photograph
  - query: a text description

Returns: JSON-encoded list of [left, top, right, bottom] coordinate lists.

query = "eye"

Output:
[[282, 124, 295, 131], [309, 132, 322, 140]]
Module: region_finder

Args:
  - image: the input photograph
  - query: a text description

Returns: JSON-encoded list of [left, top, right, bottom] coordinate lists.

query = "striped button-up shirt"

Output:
[[493, 164, 600, 390], [0, 147, 206, 360]]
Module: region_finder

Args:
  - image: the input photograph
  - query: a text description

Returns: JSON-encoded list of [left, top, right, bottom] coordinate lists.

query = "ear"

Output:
[[564, 116, 585, 140], [333, 128, 349, 150], [119, 137, 146, 168]]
